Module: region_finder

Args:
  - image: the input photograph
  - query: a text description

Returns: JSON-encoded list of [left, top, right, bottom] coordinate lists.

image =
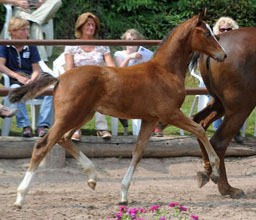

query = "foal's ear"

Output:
[[198, 8, 207, 22]]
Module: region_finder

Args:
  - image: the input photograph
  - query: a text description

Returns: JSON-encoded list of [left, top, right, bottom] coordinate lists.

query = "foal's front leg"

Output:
[[120, 120, 156, 204], [170, 110, 220, 183]]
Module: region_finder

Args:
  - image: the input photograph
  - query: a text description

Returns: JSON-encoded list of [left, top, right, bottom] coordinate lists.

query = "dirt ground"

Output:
[[1, 153, 256, 219]]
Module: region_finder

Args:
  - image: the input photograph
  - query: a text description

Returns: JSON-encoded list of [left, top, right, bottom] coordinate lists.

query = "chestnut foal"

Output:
[[9, 11, 226, 208]]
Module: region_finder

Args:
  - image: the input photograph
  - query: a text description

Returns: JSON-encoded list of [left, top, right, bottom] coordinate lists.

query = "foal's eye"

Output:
[[204, 32, 210, 37]]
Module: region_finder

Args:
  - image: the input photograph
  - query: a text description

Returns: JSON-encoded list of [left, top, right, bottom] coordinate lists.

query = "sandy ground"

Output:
[[1, 153, 256, 219]]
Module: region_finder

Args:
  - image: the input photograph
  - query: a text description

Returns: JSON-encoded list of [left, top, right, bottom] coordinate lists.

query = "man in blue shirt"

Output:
[[0, 17, 53, 137]]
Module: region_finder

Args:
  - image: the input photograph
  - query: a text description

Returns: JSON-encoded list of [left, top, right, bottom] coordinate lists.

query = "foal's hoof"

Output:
[[88, 181, 96, 190], [14, 203, 22, 209], [196, 171, 210, 188], [119, 201, 128, 205], [210, 174, 219, 184]]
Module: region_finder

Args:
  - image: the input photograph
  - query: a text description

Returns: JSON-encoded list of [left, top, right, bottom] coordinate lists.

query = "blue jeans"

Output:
[[213, 118, 222, 130], [10, 84, 54, 128]]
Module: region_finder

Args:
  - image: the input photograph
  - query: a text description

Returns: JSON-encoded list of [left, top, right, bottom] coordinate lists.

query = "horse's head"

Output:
[[190, 9, 227, 62]]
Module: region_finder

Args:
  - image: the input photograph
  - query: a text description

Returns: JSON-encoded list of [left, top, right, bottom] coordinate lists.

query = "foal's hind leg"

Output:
[[14, 124, 65, 208], [170, 109, 220, 183], [58, 137, 97, 190], [120, 120, 156, 204]]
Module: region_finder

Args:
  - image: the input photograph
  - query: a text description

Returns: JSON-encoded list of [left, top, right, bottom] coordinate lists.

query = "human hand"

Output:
[[24, 78, 33, 84], [17, 75, 29, 84], [15, 0, 30, 9], [129, 52, 142, 60]]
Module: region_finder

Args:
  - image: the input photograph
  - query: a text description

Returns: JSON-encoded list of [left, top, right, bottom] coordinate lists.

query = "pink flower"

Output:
[[179, 205, 187, 211], [168, 202, 179, 207], [149, 205, 160, 213], [191, 215, 199, 220], [138, 208, 147, 213]]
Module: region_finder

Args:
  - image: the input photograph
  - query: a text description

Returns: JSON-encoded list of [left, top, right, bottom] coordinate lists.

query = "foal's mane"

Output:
[[154, 15, 198, 57]]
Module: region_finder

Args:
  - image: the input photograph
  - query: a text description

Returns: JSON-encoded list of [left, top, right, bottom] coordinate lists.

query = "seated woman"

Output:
[[0, 17, 54, 137], [64, 12, 115, 141]]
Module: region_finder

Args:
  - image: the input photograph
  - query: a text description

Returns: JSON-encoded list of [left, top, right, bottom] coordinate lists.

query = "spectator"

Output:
[[65, 12, 115, 141], [114, 28, 144, 135], [212, 16, 243, 143], [0, 103, 18, 118], [0, 17, 54, 137], [0, 0, 62, 61]]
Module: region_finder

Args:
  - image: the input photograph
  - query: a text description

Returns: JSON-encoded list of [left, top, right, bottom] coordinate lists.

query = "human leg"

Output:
[[95, 112, 111, 139], [36, 96, 54, 137]]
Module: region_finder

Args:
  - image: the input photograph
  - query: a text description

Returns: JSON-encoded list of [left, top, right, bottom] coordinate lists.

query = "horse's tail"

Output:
[[188, 51, 200, 73], [9, 73, 58, 103]]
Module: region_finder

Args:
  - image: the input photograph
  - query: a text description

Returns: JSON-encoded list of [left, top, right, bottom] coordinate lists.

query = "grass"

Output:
[[1, 46, 255, 138]]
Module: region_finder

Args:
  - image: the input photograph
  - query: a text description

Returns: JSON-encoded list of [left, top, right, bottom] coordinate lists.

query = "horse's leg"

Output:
[[14, 122, 66, 208], [192, 98, 225, 187], [170, 109, 220, 183], [120, 120, 156, 204], [14, 110, 96, 208], [58, 125, 97, 190], [210, 108, 254, 198]]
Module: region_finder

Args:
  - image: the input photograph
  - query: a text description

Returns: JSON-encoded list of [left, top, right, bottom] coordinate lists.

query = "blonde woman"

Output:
[[114, 29, 144, 67], [65, 12, 115, 141], [0, 17, 54, 137], [213, 16, 239, 35]]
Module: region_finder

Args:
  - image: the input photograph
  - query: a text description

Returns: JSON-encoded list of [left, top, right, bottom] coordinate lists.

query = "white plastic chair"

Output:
[[0, 4, 12, 39], [0, 4, 53, 57], [1, 61, 54, 136]]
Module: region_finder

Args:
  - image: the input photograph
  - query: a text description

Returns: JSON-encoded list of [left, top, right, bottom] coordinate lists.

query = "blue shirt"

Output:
[[0, 45, 41, 85]]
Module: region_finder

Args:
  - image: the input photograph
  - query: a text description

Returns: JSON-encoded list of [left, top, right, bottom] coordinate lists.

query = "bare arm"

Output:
[[0, 0, 30, 9], [104, 53, 115, 67], [0, 57, 29, 84], [114, 52, 142, 67], [65, 53, 74, 71], [25, 62, 40, 84]]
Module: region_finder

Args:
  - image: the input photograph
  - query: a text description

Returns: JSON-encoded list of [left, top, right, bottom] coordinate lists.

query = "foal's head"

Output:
[[190, 10, 227, 62]]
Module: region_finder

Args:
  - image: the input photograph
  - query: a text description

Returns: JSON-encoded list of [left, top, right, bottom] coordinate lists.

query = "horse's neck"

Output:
[[153, 27, 192, 79]]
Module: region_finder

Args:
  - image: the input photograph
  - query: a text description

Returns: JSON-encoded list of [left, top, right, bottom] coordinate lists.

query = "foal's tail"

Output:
[[9, 73, 58, 103]]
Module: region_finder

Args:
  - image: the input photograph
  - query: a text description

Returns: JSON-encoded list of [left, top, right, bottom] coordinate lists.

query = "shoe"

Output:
[[72, 129, 81, 141], [22, 126, 32, 138], [96, 130, 112, 140], [0, 105, 18, 118], [234, 132, 244, 143], [153, 128, 164, 137], [36, 126, 48, 137]]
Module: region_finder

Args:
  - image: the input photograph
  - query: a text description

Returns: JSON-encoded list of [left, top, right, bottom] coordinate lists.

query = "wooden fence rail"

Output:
[[0, 39, 208, 96]]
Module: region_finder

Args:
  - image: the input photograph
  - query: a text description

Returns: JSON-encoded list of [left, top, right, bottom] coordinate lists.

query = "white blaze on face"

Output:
[[205, 23, 227, 53]]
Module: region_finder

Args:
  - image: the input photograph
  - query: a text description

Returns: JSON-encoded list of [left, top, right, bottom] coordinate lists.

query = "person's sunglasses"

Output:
[[219, 27, 233, 32]]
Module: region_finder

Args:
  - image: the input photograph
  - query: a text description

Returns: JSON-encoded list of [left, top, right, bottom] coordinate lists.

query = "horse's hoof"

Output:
[[87, 181, 96, 190], [231, 189, 246, 199], [119, 201, 128, 205], [14, 203, 22, 209], [196, 171, 210, 188], [210, 174, 219, 184]]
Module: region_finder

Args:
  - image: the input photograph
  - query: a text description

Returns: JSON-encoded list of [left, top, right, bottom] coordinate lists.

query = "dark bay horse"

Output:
[[9, 11, 226, 208], [191, 27, 256, 198]]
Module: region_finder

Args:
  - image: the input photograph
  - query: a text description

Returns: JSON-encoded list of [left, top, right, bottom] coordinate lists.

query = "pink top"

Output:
[[64, 45, 111, 67]]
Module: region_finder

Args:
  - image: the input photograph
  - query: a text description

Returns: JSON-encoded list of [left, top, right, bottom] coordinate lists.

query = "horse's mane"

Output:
[[154, 16, 197, 57]]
